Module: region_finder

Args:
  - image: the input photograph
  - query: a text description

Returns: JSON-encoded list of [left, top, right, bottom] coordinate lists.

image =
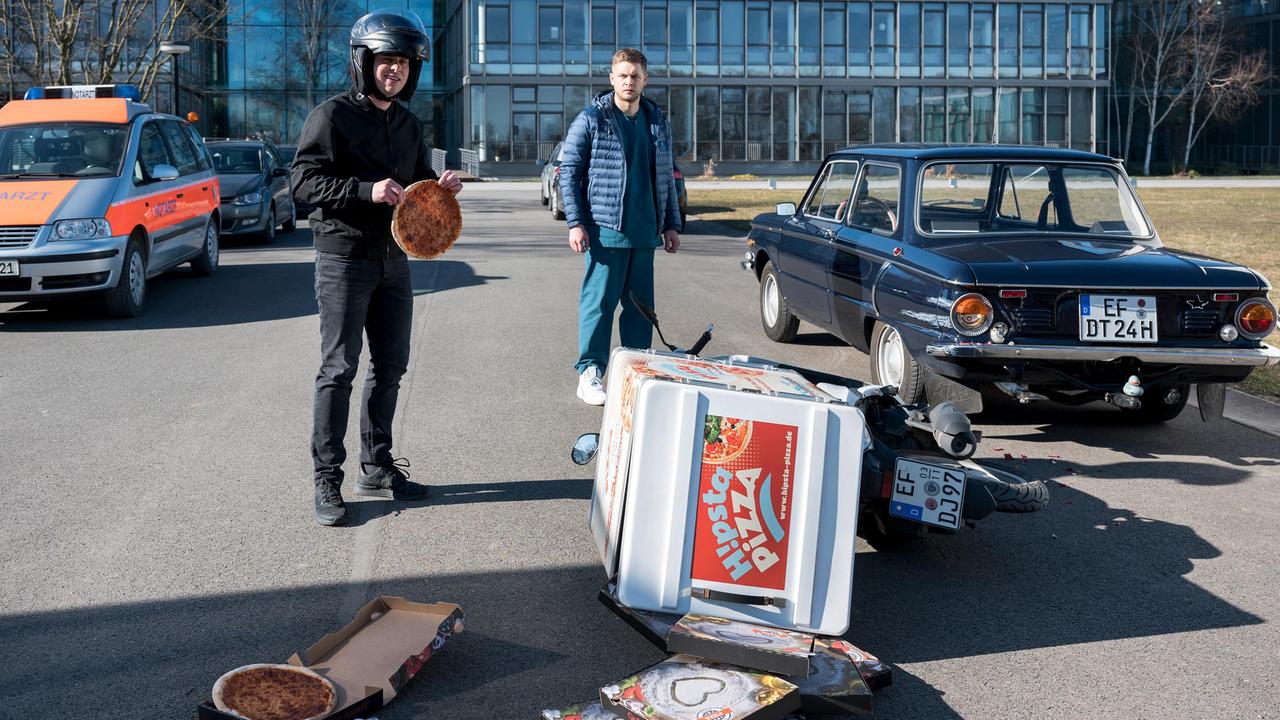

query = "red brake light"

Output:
[[672, 168, 683, 180], [999, 289, 1027, 299], [1213, 293, 1239, 302], [554, 166, 560, 176]]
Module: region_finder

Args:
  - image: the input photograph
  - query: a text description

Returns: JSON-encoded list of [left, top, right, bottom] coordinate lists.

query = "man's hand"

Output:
[[372, 178, 404, 205], [663, 229, 680, 254], [439, 170, 463, 195], [569, 226, 589, 254]]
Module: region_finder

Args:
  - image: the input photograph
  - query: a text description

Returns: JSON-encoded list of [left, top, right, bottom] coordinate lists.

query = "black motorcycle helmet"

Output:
[[349, 10, 430, 101]]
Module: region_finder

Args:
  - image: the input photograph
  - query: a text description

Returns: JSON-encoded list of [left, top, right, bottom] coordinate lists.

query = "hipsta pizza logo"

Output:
[[696, 708, 733, 720], [702, 466, 783, 581]]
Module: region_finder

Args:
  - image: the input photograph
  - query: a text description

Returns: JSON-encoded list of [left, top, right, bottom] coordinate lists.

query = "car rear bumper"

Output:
[[220, 202, 270, 235], [0, 235, 126, 299], [926, 342, 1280, 367]]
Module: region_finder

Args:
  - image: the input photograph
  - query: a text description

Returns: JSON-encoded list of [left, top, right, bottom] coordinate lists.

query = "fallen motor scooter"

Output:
[[572, 295, 1047, 549]]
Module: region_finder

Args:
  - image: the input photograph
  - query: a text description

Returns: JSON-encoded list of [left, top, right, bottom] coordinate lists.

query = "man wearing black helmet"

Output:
[[292, 10, 462, 526]]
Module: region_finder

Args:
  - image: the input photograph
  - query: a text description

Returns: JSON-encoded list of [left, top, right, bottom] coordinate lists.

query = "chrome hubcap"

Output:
[[762, 274, 780, 326], [206, 225, 219, 266], [878, 326, 905, 387], [128, 250, 145, 306]]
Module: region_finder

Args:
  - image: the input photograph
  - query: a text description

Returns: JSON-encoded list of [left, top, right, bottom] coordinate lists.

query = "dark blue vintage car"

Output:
[[744, 144, 1280, 422]]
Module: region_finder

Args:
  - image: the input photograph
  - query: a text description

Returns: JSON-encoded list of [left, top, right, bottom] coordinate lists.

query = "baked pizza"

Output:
[[703, 416, 753, 463], [391, 179, 463, 259], [211, 663, 337, 720]]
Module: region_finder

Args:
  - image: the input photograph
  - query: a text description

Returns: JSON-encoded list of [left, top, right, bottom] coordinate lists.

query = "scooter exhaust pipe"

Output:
[[929, 402, 978, 460]]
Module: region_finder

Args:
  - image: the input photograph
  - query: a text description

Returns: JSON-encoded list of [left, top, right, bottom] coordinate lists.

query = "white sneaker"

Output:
[[576, 366, 607, 406]]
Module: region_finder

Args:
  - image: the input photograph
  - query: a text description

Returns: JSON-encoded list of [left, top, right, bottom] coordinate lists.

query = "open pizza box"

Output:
[[197, 596, 464, 720]]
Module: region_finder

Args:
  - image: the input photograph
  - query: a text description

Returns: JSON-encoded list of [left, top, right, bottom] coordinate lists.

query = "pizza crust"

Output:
[[391, 180, 463, 259], [211, 663, 337, 720]]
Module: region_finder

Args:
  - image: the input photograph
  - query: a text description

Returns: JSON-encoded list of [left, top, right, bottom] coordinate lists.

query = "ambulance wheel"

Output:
[[105, 238, 146, 318], [857, 509, 926, 551], [282, 202, 297, 233], [870, 321, 925, 403], [191, 220, 219, 277], [759, 261, 799, 342], [260, 206, 276, 244]]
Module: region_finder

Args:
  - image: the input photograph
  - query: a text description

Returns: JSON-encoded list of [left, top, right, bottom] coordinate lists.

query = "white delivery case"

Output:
[[589, 349, 866, 635]]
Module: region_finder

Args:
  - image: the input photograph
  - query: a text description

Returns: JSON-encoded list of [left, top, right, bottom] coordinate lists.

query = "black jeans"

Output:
[[312, 250, 413, 485]]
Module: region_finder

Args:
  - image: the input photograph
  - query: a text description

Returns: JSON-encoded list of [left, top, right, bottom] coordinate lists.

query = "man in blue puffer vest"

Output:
[[559, 47, 683, 405]]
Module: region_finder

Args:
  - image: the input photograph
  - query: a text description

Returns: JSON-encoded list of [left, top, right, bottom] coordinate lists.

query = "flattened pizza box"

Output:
[[597, 578, 680, 651], [197, 596, 464, 720], [599, 654, 800, 720], [666, 613, 813, 677], [590, 349, 866, 635], [541, 700, 621, 719], [783, 638, 875, 716]]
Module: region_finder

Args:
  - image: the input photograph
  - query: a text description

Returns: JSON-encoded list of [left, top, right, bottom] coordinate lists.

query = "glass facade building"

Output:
[[1193, 0, 1280, 171], [446, 0, 1113, 172]]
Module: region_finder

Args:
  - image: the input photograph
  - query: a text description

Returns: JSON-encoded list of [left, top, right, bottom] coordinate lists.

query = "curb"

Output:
[[1189, 386, 1280, 439]]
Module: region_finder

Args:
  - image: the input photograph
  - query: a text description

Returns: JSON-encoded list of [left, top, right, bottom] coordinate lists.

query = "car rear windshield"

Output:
[[917, 161, 1153, 239], [211, 147, 263, 174], [0, 123, 128, 178]]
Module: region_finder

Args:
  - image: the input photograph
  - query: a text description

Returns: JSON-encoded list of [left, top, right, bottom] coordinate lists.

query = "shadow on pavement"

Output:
[[0, 257, 505, 332], [335, 479, 592, 527]]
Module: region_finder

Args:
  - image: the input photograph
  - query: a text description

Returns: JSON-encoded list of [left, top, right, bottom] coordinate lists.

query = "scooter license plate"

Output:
[[889, 458, 965, 530]]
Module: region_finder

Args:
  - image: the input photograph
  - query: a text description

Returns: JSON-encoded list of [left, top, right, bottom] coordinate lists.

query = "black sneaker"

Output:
[[356, 458, 427, 500], [314, 479, 347, 526]]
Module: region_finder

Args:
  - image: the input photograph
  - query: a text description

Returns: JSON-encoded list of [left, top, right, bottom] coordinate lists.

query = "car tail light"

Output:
[[554, 166, 560, 177], [999, 289, 1027, 299], [950, 293, 994, 336], [1213, 292, 1239, 302], [1235, 299, 1277, 338], [673, 168, 683, 180]]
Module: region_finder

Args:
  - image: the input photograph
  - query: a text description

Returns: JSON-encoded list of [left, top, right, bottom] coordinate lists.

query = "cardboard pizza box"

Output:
[[590, 349, 865, 635], [665, 613, 813, 677], [541, 700, 623, 719], [598, 578, 681, 651], [599, 654, 800, 720], [197, 596, 464, 720], [785, 638, 875, 715]]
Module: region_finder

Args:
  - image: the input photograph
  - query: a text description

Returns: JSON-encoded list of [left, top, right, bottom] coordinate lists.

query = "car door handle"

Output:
[[817, 227, 835, 240]]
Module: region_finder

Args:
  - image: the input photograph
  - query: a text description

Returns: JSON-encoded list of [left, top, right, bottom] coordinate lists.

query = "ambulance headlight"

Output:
[[52, 218, 112, 241], [234, 191, 263, 205]]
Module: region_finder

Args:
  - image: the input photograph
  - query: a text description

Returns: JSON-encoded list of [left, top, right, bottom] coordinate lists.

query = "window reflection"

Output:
[[848, 3, 870, 76], [772, 87, 796, 160]]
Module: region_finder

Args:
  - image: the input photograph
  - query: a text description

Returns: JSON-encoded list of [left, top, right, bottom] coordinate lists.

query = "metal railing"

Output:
[[459, 148, 480, 177], [430, 148, 446, 177], [1195, 144, 1280, 172]]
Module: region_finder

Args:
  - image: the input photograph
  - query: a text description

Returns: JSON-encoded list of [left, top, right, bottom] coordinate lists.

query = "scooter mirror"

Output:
[[572, 433, 600, 465]]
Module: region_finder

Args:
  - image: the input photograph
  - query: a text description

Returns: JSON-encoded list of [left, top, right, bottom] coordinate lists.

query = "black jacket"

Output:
[[291, 90, 437, 258]]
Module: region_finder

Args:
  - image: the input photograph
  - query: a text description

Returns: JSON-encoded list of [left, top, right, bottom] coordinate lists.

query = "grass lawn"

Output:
[[688, 186, 1280, 399]]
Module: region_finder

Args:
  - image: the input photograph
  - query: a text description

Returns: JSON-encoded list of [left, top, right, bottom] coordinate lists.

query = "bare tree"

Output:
[[0, 0, 228, 105], [1125, 0, 1198, 175], [1180, 6, 1273, 171], [295, 0, 357, 108]]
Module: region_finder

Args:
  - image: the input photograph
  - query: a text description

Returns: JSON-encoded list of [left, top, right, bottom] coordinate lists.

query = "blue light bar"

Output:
[[23, 87, 45, 100], [26, 84, 143, 101]]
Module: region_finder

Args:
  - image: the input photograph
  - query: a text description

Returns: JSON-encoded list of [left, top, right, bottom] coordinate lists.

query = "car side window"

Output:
[[849, 163, 902, 234], [134, 121, 174, 184], [997, 165, 1053, 223], [802, 161, 860, 222], [159, 121, 200, 176], [184, 124, 213, 172]]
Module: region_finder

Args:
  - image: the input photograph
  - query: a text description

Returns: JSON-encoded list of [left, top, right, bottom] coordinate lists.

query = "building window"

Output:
[[670, 1, 694, 74], [848, 2, 871, 77], [485, 85, 511, 161], [799, 86, 822, 160], [696, 86, 719, 160], [1070, 86, 1091, 150], [850, 91, 872, 142], [512, 3, 537, 71], [748, 86, 771, 159], [722, 86, 747, 159], [565, 1, 589, 73], [900, 2, 922, 78], [873, 86, 896, 142], [618, 0, 641, 46], [824, 90, 848, 155], [899, 87, 921, 142], [591, 5, 615, 70], [772, 2, 797, 74], [512, 85, 537, 159], [872, 3, 896, 77], [948, 3, 970, 77], [972, 87, 994, 142], [1021, 87, 1043, 144], [670, 86, 695, 159], [922, 87, 945, 142], [747, 2, 770, 76], [997, 86, 1018, 142], [696, 2, 719, 74], [1094, 3, 1107, 79], [823, 2, 847, 77], [1046, 86, 1067, 146], [722, 1, 746, 76], [772, 87, 796, 160], [973, 3, 995, 78], [799, 2, 821, 76], [998, 3, 1018, 78], [539, 5, 563, 69], [1046, 3, 1068, 78], [923, 3, 944, 78], [1069, 4, 1089, 76], [1021, 4, 1043, 79], [948, 87, 970, 142]]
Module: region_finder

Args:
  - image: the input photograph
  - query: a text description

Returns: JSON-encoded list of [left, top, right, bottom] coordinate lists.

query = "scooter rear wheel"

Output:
[[964, 461, 1049, 513]]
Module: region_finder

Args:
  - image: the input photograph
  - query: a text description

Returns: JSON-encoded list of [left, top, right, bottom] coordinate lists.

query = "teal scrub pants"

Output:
[[576, 240, 656, 374]]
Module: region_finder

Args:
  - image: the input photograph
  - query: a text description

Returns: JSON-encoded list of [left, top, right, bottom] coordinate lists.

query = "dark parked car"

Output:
[[207, 140, 296, 243], [276, 143, 315, 219], [744, 144, 1279, 423], [541, 142, 688, 229]]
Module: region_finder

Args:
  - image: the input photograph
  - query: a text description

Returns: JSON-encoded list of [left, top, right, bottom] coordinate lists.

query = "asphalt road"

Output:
[[2, 185, 1277, 719]]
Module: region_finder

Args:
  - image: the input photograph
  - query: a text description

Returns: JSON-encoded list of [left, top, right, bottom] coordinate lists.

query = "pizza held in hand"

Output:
[[211, 663, 337, 720], [391, 180, 463, 259]]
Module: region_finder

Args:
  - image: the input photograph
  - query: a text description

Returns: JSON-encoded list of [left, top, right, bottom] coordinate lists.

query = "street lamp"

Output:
[[159, 41, 191, 116]]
